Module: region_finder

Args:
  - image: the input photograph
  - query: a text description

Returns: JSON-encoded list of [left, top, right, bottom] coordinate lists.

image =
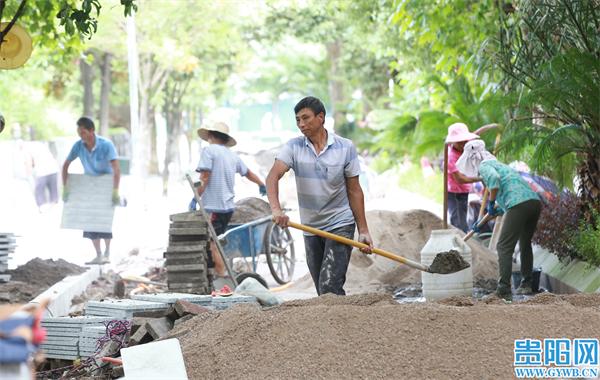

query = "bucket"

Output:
[[512, 267, 542, 292], [421, 229, 473, 300]]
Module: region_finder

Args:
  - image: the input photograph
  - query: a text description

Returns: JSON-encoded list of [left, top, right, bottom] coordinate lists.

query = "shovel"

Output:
[[286, 221, 469, 275], [463, 213, 498, 242]]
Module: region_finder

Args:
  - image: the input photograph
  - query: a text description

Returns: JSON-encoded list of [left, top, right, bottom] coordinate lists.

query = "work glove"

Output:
[[486, 200, 499, 217], [62, 188, 69, 202], [112, 189, 120, 206], [258, 184, 267, 196], [470, 221, 481, 234], [189, 197, 198, 211]]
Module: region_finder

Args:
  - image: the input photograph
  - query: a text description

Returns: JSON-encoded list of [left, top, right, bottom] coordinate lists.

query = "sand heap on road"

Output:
[[229, 197, 271, 225], [345, 209, 498, 292], [173, 293, 600, 379], [0, 258, 85, 304]]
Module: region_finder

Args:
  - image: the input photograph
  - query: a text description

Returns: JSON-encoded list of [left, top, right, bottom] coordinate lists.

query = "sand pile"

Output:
[[0, 258, 85, 304], [172, 293, 600, 379], [230, 197, 271, 225], [342, 210, 498, 292]]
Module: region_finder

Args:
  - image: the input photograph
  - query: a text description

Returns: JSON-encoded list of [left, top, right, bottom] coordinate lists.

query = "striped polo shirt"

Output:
[[276, 131, 361, 234], [196, 144, 248, 213]]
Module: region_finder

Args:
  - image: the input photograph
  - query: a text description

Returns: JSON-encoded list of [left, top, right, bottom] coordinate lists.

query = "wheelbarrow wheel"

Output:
[[264, 222, 295, 285]]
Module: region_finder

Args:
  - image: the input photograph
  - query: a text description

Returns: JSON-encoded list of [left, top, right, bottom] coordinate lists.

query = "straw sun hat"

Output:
[[197, 122, 237, 147], [0, 23, 32, 70], [445, 122, 479, 144]]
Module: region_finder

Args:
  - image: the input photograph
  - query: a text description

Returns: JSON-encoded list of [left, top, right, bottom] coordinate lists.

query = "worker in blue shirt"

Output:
[[62, 117, 120, 264]]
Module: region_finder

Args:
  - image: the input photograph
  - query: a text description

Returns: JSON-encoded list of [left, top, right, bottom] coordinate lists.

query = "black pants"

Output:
[[496, 199, 542, 294], [206, 211, 233, 268], [448, 192, 469, 233], [303, 224, 355, 296]]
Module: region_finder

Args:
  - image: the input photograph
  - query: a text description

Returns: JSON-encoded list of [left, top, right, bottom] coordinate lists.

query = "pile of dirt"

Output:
[[343, 209, 498, 293], [0, 258, 85, 304], [172, 293, 600, 379], [9, 258, 85, 288], [229, 197, 271, 225]]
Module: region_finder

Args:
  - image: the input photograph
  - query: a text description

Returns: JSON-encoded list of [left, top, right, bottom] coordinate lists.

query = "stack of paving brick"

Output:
[[131, 292, 258, 311], [0, 232, 16, 283], [165, 211, 211, 294], [85, 299, 171, 319], [78, 325, 107, 358], [40, 317, 115, 360]]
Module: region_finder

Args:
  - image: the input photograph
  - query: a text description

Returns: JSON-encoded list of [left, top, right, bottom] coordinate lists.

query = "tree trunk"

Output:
[[162, 109, 183, 196], [149, 106, 159, 175], [80, 53, 95, 118], [99, 52, 112, 137], [326, 40, 345, 133], [578, 154, 600, 219], [137, 54, 167, 177]]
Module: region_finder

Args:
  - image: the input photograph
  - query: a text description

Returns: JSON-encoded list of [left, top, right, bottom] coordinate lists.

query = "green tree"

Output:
[[492, 0, 600, 213]]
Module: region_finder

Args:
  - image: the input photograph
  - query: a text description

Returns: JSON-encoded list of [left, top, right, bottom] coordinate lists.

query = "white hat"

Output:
[[0, 23, 32, 70], [197, 122, 236, 147], [456, 140, 496, 177]]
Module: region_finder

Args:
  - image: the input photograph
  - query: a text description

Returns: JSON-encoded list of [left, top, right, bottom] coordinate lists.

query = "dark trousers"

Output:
[[34, 173, 58, 207], [496, 199, 542, 294], [448, 192, 469, 233], [303, 224, 355, 296]]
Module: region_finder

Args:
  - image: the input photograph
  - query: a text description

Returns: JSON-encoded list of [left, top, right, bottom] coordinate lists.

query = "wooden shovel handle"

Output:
[[286, 221, 431, 273], [463, 213, 497, 242]]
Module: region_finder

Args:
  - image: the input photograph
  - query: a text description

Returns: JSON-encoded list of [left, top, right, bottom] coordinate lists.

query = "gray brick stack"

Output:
[[40, 317, 117, 360], [165, 211, 212, 294], [85, 299, 170, 319], [0, 232, 16, 282]]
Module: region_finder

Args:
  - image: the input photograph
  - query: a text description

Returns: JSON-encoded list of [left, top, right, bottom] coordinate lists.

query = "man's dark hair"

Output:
[[0, 113, 4, 134], [294, 96, 326, 117], [77, 116, 95, 131], [208, 130, 230, 144]]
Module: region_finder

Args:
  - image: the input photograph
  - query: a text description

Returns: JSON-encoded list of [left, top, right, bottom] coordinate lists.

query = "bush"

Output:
[[533, 192, 581, 261], [571, 209, 600, 267]]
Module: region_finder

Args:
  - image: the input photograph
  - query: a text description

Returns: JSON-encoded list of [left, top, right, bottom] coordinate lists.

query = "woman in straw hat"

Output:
[[445, 122, 495, 232], [194, 122, 266, 277], [457, 140, 542, 301]]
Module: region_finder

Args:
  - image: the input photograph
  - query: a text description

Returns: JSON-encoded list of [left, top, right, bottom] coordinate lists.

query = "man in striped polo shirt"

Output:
[[195, 122, 266, 277], [266, 96, 373, 295]]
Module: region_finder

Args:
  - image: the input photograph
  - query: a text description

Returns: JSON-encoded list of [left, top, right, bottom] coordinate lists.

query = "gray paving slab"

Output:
[[85, 299, 169, 310], [131, 293, 212, 304]]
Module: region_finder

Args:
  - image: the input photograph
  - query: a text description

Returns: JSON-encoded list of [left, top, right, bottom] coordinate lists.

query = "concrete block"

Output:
[[169, 211, 204, 222], [131, 293, 211, 305], [173, 300, 210, 317], [145, 317, 172, 340], [121, 339, 188, 380], [166, 264, 206, 272], [169, 227, 208, 235], [173, 314, 194, 327]]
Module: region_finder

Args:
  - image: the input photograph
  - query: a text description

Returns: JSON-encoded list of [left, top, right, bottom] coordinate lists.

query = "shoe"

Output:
[[86, 256, 103, 265], [496, 291, 513, 302], [515, 286, 533, 295], [101, 254, 110, 264]]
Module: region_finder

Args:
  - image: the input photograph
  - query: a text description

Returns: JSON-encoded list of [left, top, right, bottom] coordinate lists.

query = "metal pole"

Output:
[[126, 15, 140, 177], [443, 144, 449, 229]]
